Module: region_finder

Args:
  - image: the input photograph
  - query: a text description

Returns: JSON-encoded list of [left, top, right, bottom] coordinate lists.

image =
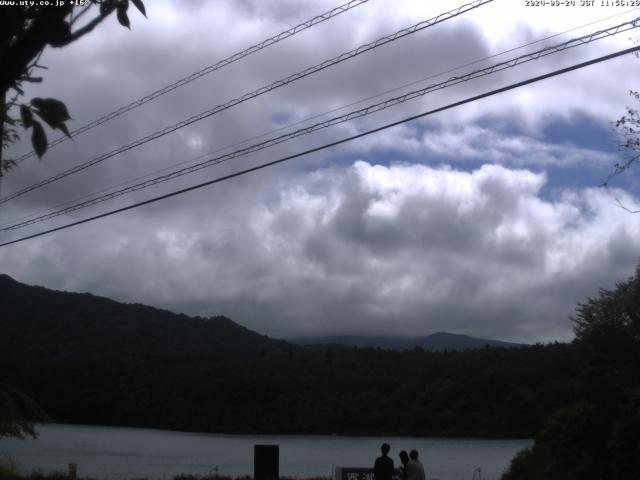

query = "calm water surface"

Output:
[[0, 424, 531, 480]]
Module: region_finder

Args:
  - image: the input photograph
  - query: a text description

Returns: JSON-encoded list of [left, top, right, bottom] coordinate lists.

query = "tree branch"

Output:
[[0, 6, 73, 93], [60, 8, 115, 47], [601, 153, 640, 187], [615, 197, 640, 214], [18, 76, 42, 83], [69, 4, 93, 27]]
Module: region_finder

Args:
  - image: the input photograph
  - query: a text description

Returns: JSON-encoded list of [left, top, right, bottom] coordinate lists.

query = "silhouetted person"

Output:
[[398, 450, 409, 480], [374, 443, 394, 480], [406, 449, 425, 480]]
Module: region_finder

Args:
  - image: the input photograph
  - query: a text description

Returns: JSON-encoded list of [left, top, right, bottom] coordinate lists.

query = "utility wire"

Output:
[[5, 6, 638, 235], [12, 0, 373, 164], [7, 6, 635, 231], [2, 17, 637, 233], [0, 0, 494, 206], [5, 7, 637, 231], [2, 44, 638, 249]]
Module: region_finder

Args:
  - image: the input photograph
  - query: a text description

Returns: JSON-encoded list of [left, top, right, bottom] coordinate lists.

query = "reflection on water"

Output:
[[0, 424, 531, 480]]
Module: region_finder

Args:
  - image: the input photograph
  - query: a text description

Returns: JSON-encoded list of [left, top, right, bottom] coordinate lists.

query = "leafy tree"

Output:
[[0, 0, 146, 173], [604, 89, 640, 200], [502, 265, 640, 479], [608, 391, 640, 479], [0, 383, 48, 439]]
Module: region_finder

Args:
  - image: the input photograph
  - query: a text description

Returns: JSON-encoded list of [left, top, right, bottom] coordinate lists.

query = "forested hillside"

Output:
[[0, 274, 288, 358], [1, 273, 577, 438], [3, 342, 576, 438]]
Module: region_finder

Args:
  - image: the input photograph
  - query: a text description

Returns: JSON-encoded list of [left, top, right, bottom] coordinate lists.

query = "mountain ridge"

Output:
[[288, 331, 525, 351], [0, 273, 288, 359], [1, 274, 524, 356]]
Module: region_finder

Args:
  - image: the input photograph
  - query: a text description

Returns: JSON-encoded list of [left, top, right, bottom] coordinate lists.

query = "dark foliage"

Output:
[[0, 274, 288, 359], [0, 382, 48, 439], [0, 274, 578, 438], [502, 266, 640, 479], [0, 0, 146, 169], [606, 90, 640, 189]]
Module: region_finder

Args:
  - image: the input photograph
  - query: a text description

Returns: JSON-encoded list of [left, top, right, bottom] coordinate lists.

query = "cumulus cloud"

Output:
[[2, 0, 639, 345], [3, 161, 640, 343], [418, 123, 617, 167]]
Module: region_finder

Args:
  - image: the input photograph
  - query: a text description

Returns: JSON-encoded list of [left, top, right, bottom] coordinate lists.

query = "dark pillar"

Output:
[[68, 463, 77, 480], [254, 444, 279, 480]]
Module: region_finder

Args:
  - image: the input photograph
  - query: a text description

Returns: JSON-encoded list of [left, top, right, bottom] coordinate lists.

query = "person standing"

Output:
[[398, 450, 409, 480], [374, 443, 395, 480], [405, 449, 425, 480]]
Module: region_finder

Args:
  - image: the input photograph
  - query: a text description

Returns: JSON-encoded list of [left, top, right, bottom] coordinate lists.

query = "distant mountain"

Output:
[[288, 331, 524, 351], [0, 274, 288, 361], [0, 273, 523, 361]]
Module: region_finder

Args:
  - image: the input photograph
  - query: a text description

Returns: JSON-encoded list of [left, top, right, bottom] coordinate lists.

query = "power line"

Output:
[[7, 5, 634, 231], [12, 0, 373, 164], [2, 44, 638, 249], [0, 0, 494, 206], [3, 17, 637, 232], [4, 17, 635, 230]]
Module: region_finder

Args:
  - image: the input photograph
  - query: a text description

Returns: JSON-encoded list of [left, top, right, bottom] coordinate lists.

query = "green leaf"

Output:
[[47, 21, 71, 47], [117, 4, 131, 29], [31, 121, 47, 159], [99, 0, 116, 15], [131, 0, 146, 18], [31, 98, 73, 138], [20, 105, 33, 129], [31, 97, 71, 123], [1, 159, 17, 173], [57, 122, 72, 140]]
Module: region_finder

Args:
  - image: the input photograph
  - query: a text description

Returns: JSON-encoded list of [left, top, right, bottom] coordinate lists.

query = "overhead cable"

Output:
[[12, 0, 373, 164], [2, 17, 637, 232], [0, 0, 494, 206], [2, 44, 638, 248], [8, 5, 633, 231]]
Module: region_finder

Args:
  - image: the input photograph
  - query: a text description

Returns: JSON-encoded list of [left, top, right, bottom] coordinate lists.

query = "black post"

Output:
[[254, 444, 279, 480]]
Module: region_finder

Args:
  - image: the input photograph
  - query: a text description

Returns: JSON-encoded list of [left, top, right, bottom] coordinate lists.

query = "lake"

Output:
[[0, 424, 531, 480]]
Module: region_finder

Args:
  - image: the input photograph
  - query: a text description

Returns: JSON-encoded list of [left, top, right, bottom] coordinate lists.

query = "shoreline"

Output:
[[30, 422, 535, 442]]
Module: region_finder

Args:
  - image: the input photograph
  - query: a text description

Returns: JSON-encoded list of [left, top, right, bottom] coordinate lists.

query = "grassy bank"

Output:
[[0, 468, 330, 480]]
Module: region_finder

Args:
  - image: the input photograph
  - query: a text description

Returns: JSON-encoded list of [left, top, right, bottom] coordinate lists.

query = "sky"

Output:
[[1, 0, 640, 343]]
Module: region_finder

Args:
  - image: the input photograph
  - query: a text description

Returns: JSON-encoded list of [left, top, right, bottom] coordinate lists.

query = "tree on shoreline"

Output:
[[502, 265, 640, 480], [0, 383, 48, 440]]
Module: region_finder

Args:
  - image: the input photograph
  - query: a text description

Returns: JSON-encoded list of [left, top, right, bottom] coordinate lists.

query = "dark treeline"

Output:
[[0, 273, 577, 438], [2, 342, 576, 438]]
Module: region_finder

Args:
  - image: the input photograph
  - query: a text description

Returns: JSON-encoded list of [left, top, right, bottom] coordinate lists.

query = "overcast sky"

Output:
[[2, 0, 640, 343]]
